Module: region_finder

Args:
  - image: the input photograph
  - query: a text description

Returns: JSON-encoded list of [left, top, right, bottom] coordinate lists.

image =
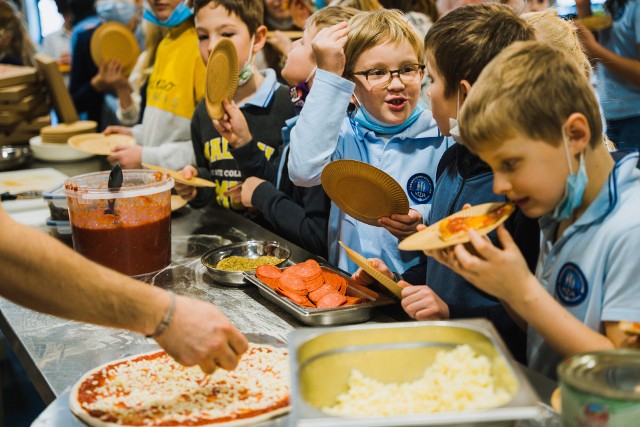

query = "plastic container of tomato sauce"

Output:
[[65, 170, 174, 276], [558, 349, 640, 427]]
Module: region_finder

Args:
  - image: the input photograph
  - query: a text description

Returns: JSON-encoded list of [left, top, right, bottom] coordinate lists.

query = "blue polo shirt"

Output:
[[528, 151, 640, 378]]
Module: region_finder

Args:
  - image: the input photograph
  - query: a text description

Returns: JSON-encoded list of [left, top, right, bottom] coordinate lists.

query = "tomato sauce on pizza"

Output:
[[439, 203, 515, 242], [70, 344, 289, 427]]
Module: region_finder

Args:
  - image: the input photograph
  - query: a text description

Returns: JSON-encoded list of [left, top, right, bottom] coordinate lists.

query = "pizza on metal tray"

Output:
[[69, 343, 289, 427]]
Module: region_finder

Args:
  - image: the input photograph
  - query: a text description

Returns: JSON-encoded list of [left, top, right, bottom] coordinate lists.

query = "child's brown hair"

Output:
[[193, 0, 264, 35], [425, 3, 534, 98]]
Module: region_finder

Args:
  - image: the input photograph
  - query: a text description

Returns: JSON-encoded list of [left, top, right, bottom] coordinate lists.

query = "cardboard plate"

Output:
[[399, 202, 515, 251], [67, 133, 135, 155], [205, 39, 238, 120], [551, 388, 561, 413], [171, 194, 188, 211], [90, 22, 140, 76], [578, 15, 613, 31], [339, 241, 403, 300], [41, 121, 97, 137], [142, 163, 216, 188], [321, 159, 409, 226]]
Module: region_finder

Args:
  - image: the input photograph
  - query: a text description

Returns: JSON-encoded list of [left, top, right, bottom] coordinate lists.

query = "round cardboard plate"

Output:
[[321, 159, 409, 226], [578, 15, 613, 31], [67, 133, 136, 155], [398, 202, 515, 252], [339, 241, 403, 300], [205, 38, 238, 120], [171, 194, 188, 211], [142, 163, 216, 188], [90, 22, 140, 76]]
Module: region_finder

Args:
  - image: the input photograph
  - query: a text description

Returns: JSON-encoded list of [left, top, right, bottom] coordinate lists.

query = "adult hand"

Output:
[[379, 209, 423, 240], [212, 99, 253, 148], [175, 165, 198, 202], [574, 22, 601, 60], [104, 125, 133, 136], [400, 282, 449, 320], [240, 176, 265, 208], [107, 145, 143, 169], [351, 258, 392, 286], [426, 225, 536, 303], [155, 295, 249, 373], [312, 22, 350, 76]]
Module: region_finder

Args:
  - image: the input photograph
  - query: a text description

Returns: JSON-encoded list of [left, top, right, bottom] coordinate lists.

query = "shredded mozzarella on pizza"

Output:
[[79, 344, 289, 425], [323, 345, 510, 416]]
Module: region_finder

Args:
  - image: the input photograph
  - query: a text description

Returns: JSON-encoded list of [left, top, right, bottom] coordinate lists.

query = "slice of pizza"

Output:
[[70, 343, 289, 427], [619, 321, 640, 335], [439, 203, 515, 242]]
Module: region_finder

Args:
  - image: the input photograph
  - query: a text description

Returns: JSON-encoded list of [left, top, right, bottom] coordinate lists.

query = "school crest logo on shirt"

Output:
[[406, 173, 433, 204], [555, 262, 589, 306]]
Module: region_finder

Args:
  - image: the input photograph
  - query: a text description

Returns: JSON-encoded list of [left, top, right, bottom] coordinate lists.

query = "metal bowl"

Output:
[[201, 240, 291, 286], [0, 145, 32, 171]]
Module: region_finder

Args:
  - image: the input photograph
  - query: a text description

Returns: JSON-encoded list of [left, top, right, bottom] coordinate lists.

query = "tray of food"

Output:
[[244, 259, 395, 326], [288, 319, 541, 426]]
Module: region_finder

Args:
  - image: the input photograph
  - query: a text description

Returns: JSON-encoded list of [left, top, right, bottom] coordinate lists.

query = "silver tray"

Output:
[[288, 319, 542, 427], [243, 263, 395, 326]]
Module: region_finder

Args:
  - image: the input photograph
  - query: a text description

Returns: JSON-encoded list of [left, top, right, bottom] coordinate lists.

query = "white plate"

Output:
[[30, 136, 94, 162]]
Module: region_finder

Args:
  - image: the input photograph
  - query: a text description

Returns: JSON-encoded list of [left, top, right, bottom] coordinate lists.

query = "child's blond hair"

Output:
[[306, 6, 361, 32], [343, 9, 424, 77], [521, 8, 592, 79], [460, 41, 603, 151]]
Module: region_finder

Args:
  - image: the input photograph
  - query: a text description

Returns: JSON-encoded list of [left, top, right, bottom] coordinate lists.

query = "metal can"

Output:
[[558, 349, 640, 427]]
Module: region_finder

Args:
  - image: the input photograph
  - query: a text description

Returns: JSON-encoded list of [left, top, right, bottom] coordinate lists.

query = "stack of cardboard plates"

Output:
[[0, 64, 51, 146], [40, 121, 98, 144]]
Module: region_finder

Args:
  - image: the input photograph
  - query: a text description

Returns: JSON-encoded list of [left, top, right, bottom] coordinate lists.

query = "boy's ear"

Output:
[[563, 112, 591, 154], [252, 25, 268, 54], [459, 80, 472, 102]]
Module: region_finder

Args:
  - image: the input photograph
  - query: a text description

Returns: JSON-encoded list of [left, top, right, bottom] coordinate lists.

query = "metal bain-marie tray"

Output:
[[243, 263, 395, 326]]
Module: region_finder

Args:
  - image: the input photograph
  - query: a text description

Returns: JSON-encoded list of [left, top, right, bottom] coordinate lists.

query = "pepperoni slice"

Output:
[[256, 265, 282, 280], [276, 288, 314, 307], [277, 274, 308, 296], [296, 259, 322, 279], [345, 296, 362, 305], [316, 292, 347, 308], [303, 275, 325, 292], [308, 284, 336, 303]]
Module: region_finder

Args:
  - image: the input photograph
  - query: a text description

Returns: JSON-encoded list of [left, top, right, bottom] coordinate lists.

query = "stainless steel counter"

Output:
[[0, 159, 558, 426]]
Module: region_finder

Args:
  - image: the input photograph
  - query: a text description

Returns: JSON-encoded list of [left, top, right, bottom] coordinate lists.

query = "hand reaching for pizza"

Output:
[[426, 225, 536, 304], [154, 294, 249, 374], [379, 209, 423, 240], [400, 283, 449, 321]]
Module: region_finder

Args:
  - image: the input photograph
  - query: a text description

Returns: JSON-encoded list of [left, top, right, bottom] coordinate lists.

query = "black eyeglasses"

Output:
[[351, 64, 426, 90]]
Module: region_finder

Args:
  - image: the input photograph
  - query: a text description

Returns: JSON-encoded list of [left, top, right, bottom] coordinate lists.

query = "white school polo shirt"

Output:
[[528, 152, 640, 378]]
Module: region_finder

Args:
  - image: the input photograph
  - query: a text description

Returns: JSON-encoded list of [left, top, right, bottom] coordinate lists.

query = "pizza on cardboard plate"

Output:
[[70, 343, 289, 426]]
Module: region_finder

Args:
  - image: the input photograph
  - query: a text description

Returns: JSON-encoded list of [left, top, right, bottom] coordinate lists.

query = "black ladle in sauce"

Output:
[[105, 163, 123, 215]]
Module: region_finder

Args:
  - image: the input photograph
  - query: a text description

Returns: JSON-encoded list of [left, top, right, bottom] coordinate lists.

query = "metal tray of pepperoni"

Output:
[[243, 260, 395, 326]]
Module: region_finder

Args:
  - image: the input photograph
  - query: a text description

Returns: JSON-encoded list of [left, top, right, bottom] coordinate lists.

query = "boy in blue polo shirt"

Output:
[[430, 41, 640, 378]]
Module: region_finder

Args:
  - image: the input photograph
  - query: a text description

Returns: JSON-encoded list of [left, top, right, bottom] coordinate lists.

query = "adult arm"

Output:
[[0, 205, 248, 372]]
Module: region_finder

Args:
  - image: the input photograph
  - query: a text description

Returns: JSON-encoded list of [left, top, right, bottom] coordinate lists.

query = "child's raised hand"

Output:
[[427, 225, 536, 303], [212, 99, 253, 149], [379, 209, 423, 240], [174, 165, 198, 202], [311, 22, 350, 77], [240, 176, 265, 208], [350, 258, 392, 286], [400, 283, 449, 320]]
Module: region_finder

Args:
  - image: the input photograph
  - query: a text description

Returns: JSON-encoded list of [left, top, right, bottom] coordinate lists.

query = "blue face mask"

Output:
[[143, 1, 192, 28], [353, 97, 426, 134], [97, 0, 137, 26], [550, 134, 588, 222]]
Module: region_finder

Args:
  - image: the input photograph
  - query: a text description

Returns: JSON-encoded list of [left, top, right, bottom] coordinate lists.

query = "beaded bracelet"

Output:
[[146, 291, 176, 338]]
